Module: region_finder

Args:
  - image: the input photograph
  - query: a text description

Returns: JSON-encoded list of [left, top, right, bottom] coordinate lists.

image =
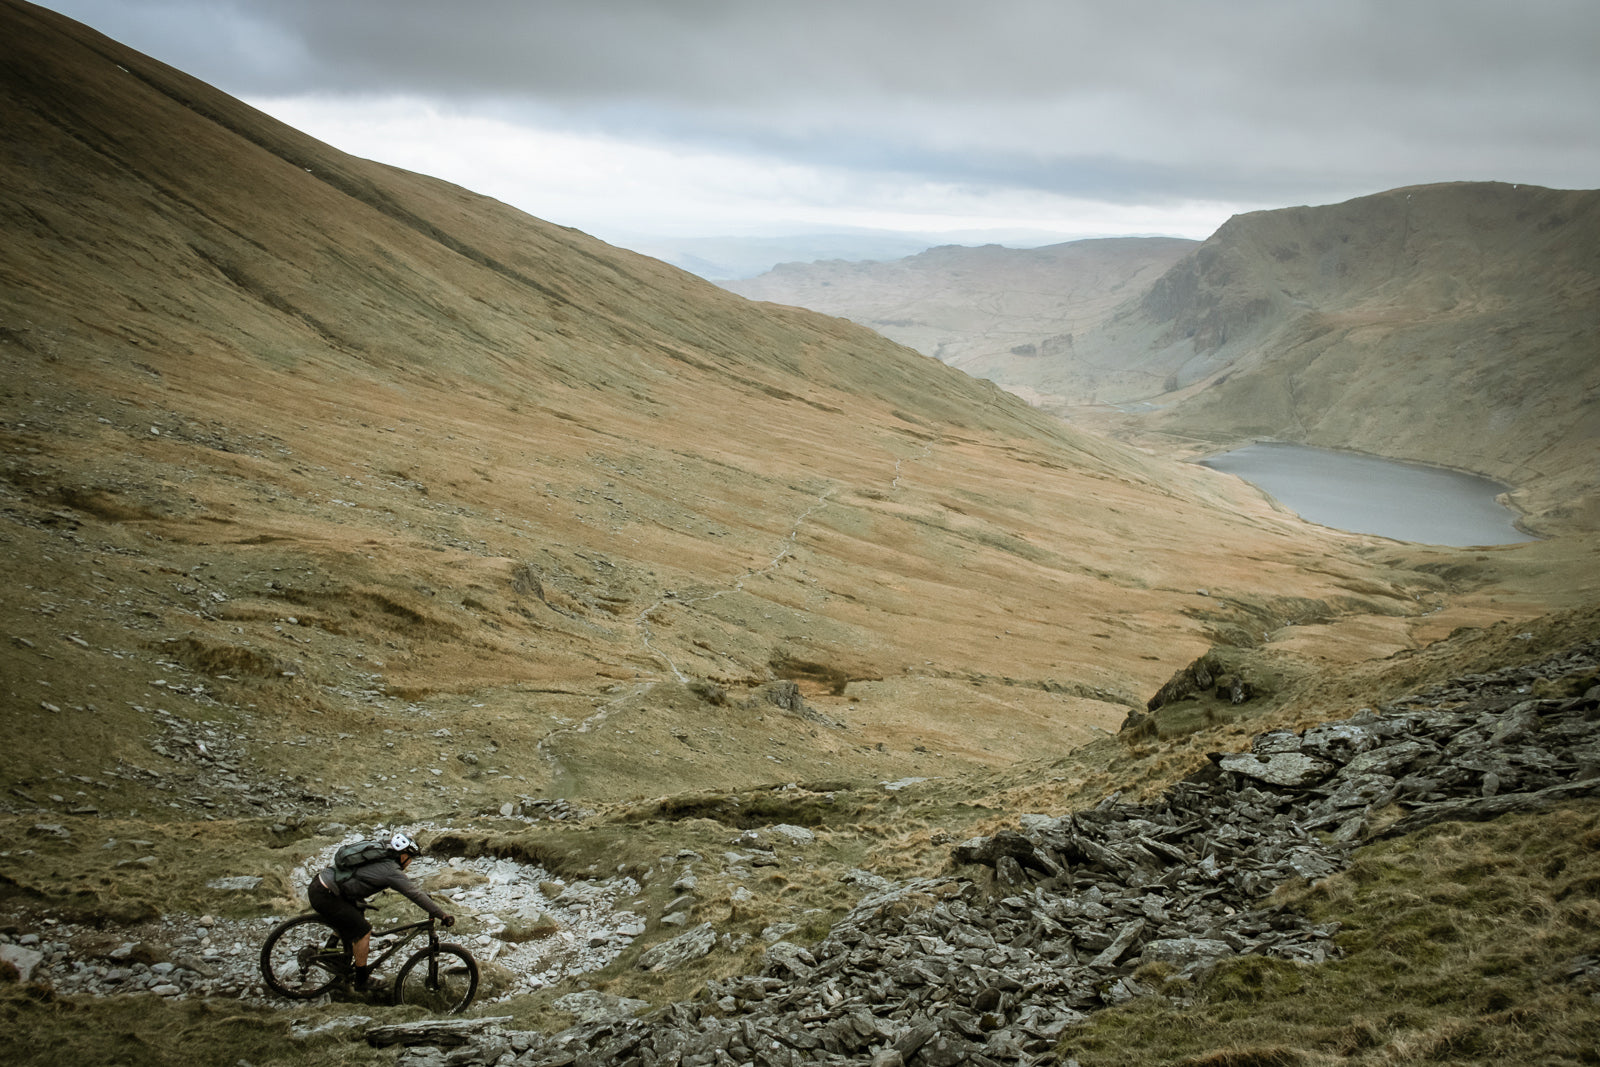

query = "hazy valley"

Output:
[[733, 185, 1600, 537], [724, 238, 1197, 401], [2, 2, 1599, 1064]]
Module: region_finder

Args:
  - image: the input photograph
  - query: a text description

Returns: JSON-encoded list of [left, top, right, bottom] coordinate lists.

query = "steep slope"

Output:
[[0, 0, 1552, 827], [722, 238, 1196, 396], [1058, 184, 1600, 534]]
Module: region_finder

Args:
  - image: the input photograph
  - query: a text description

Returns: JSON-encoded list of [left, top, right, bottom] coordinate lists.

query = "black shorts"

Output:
[[308, 877, 371, 948]]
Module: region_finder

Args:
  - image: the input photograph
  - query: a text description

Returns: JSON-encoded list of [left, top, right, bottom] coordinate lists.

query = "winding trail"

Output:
[[637, 436, 937, 681], [638, 483, 841, 683], [531, 436, 936, 787]]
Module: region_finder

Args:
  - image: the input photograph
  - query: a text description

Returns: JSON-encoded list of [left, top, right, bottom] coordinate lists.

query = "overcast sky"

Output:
[[35, 0, 1600, 251]]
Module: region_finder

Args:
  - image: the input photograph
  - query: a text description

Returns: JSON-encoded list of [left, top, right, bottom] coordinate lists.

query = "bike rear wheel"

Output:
[[260, 915, 347, 999], [393, 944, 479, 1014]]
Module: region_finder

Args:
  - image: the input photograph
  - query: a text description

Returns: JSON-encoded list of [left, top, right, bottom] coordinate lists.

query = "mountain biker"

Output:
[[308, 831, 454, 990]]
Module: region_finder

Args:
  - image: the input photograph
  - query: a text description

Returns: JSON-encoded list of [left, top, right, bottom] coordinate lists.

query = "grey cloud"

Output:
[[79, 0, 1597, 104], [36, 0, 1600, 208]]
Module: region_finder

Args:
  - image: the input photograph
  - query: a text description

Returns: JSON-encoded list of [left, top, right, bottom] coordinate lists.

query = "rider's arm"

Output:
[[378, 864, 449, 922]]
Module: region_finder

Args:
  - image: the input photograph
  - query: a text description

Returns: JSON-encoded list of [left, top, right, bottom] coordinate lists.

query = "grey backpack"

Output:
[[331, 840, 393, 884]]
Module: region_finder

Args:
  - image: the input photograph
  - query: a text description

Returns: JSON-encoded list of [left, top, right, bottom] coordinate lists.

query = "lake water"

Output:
[[1198, 443, 1534, 546]]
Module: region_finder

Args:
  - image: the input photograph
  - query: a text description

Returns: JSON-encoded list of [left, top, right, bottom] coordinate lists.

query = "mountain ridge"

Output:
[[1084, 182, 1600, 535], [725, 182, 1600, 536]]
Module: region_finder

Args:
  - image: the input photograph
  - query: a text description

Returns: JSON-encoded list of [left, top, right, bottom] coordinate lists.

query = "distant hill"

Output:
[[1060, 184, 1600, 534], [624, 229, 1105, 281], [611, 230, 934, 279], [619, 232, 942, 281], [723, 238, 1197, 402]]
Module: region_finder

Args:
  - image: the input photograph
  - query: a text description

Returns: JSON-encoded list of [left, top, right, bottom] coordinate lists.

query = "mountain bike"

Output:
[[260, 911, 479, 1014]]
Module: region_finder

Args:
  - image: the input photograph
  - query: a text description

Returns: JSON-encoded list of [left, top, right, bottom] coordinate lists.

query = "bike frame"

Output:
[[354, 915, 444, 975]]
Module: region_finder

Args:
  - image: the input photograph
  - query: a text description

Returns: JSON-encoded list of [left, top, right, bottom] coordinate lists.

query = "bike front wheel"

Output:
[[393, 944, 479, 1014], [260, 915, 347, 999]]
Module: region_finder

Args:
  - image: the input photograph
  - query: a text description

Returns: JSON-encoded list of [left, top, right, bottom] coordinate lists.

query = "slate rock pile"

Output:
[[0, 913, 269, 1000], [114, 705, 334, 815], [413, 640, 1599, 1067]]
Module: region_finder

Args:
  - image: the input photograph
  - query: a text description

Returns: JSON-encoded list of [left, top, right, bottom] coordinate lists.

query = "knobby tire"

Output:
[[260, 914, 346, 999], [393, 943, 479, 1014]]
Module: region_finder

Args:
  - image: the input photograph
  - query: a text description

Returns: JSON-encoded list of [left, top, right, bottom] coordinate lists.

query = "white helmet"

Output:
[[389, 831, 421, 855]]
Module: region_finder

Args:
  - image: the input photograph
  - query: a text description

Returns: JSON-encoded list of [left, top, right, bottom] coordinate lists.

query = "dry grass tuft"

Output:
[[162, 635, 286, 678], [1171, 1048, 1306, 1067], [423, 868, 489, 892]]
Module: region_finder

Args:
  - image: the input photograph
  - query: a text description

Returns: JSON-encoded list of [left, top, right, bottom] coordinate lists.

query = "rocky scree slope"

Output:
[[275, 636, 1600, 1067]]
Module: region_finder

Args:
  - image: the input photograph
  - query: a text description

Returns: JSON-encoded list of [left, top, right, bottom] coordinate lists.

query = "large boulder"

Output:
[[636, 923, 716, 972], [1215, 751, 1335, 787], [0, 944, 44, 982]]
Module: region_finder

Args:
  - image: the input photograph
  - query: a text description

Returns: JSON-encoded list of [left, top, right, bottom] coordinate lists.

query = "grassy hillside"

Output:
[[0, 0, 1493, 816]]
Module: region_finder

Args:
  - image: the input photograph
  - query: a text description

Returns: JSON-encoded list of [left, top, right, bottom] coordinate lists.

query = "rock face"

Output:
[[0, 943, 44, 982], [403, 640, 1600, 1066], [636, 923, 717, 973]]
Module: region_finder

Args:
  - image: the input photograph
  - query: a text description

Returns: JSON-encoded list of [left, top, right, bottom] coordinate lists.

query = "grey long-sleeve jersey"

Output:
[[319, 858, 447, 920]]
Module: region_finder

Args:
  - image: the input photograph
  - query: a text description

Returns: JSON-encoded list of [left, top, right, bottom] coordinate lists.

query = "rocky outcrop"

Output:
[[636, 924, 717, 973], [396, 640, 1599, 1066], [1141, 650, 1256, 713]]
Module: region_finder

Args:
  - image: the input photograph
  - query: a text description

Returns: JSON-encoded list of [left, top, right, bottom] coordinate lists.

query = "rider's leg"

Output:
[[352, 931, 377, 989], [308, 877, 373, 984]]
